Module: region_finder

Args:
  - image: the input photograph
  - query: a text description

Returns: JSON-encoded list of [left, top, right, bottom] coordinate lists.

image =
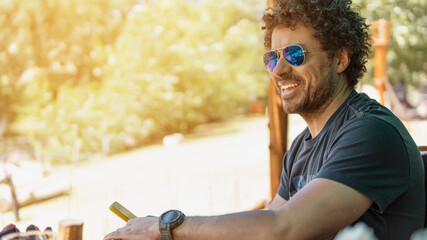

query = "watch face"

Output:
[[162, 210, 181, 223]]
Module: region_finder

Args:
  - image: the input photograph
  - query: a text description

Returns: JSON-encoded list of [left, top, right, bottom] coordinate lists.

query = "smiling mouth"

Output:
[[281, 83, 299, 91]]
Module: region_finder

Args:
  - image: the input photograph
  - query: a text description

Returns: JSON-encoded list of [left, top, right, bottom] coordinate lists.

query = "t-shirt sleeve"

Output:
[[316, 116, 409, 213]]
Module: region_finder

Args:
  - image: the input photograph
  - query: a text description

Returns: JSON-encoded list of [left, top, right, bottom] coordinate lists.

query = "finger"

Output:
[[104, 231, 124, 240], [104, 223, 129, 240], [104, 236, 124, 240]]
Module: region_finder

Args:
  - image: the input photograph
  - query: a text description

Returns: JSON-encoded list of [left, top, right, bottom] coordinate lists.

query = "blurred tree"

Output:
[[354, 0, 427, 86], [0, 0, 138, 137], [96, 0, 267, 152], [1, 0, 268, 158]]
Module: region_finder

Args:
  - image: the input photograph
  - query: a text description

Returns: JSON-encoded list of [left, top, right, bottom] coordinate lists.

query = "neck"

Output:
[[301, 85, 352, 139]]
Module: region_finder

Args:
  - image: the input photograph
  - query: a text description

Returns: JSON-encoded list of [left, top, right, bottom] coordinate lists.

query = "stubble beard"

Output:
[[281, 65, 337, 116]]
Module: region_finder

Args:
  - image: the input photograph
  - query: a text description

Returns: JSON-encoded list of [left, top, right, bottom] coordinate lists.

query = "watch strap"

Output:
[[159, 223, 173, 240], [159, 210, 185, 240]]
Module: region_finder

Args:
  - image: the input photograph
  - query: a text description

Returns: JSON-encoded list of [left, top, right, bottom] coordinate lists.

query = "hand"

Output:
[[104, 217, 162, 240]]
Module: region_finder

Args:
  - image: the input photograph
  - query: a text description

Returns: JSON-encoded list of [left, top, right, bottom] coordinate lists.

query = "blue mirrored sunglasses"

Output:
[[263, 44, 318, 72]]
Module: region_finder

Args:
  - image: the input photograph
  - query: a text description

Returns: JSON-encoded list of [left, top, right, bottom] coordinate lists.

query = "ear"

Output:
[[335, 48, 351, 74]]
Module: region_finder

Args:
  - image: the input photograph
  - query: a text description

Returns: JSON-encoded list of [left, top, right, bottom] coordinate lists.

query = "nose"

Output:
[[271, 56, 292, 83], [269, 57, 293, 94], [272, 56, 292, 77]]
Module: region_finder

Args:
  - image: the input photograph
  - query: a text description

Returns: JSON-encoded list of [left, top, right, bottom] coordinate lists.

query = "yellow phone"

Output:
[[109, 201, 137, 222]]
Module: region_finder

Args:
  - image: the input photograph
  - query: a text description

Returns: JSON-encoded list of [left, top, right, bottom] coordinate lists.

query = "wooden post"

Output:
[[371, 20, 392, 105], [0, 175, 20, 221], [6, 176, 20, 221], [58, 219, 84, 240], [1, 138, 20, 221], [267, 0, 274, 9], [268, 82, 288, 200], [266, 0, 288, 201]]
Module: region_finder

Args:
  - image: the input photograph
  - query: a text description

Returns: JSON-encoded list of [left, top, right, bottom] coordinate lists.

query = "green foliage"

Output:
[[105, 0, 266, 130], [0, 0, 267, 160], [354, 0, 427, 86], [97, 0, 268, 152]]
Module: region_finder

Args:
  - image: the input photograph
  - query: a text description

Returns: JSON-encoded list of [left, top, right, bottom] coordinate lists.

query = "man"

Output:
[[104, 0, 425, 239]]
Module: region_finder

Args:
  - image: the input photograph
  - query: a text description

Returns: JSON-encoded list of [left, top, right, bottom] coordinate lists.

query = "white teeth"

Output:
[[281, 83, 299, 90]]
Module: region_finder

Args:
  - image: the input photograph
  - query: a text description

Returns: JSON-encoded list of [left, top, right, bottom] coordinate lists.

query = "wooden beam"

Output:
[[4, 175, 20, 221], [266, 0, 288, 201], [58, 219, 84, 240], [371, 20, 393, 106], [267, 0, 274, 10], [268, 81, 288, 200]]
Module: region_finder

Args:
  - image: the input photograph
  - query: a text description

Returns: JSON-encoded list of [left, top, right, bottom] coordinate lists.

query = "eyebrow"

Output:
[[271, 42, 305, 50]]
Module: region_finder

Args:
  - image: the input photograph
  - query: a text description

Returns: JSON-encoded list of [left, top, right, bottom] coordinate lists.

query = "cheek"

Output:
[[295, 69, 315, 90], [303, 67, 324, 87]]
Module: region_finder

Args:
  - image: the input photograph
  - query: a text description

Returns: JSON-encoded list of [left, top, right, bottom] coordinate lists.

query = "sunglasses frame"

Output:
[[263, 44, 320, 71]]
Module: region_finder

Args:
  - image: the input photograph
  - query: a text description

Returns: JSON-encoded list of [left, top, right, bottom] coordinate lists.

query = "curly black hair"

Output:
[[262, 0, 371, 88]]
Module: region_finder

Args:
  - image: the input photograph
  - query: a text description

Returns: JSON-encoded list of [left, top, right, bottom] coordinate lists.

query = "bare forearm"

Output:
[[174, 210, 286, 240], [105, 179, 373, 240]]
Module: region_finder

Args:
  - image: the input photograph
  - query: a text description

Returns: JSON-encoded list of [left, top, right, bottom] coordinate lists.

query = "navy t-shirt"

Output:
[[278, 90, 425, 240]]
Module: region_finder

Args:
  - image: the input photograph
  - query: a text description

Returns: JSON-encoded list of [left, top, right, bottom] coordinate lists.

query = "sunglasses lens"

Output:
[[284, 45, 305, 66], [263, 51, 278, 72]]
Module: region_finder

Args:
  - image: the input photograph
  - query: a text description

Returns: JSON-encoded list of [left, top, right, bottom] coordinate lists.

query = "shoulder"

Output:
[[329, 115, 407, 166], [339, 115, 401, 141], [346, 91, 385, 113], [324, 91, 394, 139], [337, 91, 407, 144]]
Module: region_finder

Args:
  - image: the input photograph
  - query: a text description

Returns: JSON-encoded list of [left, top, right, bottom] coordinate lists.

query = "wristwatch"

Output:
[[159, 209, 185, 240]]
